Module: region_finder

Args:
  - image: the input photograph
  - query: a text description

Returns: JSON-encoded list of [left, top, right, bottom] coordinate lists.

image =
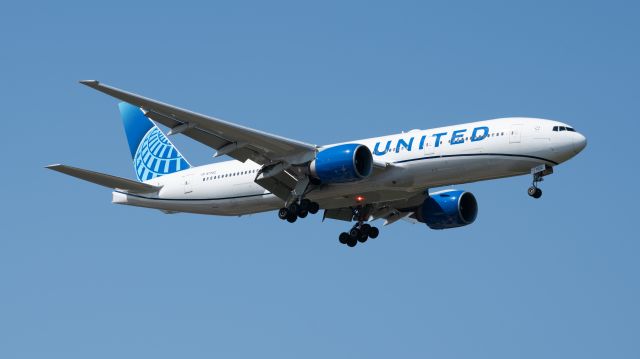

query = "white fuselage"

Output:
[[113, 117, 586, 215]]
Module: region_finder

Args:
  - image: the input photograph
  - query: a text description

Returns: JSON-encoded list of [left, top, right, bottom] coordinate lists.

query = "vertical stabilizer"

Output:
[[119, 102, 191, 181]]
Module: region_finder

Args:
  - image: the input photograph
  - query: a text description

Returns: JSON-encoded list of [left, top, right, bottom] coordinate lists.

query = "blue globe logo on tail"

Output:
[[134, 126, 190, 181], [119, 102, 191, 182]]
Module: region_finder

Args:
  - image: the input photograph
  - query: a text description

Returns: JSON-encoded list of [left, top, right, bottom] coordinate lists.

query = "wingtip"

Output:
[[79, 80, 99, 87], [45, 164, 62, 169]]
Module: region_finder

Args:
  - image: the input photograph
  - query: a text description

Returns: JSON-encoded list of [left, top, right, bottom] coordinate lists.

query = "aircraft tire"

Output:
[[533, 188, 542, 199], [339, 232, 349, 244], [357, 233, 368, 243], [308, 202, 320, 214], [278, 208, 289, 220]]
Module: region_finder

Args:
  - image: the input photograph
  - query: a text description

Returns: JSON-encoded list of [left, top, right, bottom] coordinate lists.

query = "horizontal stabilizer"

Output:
[[46, 164, 161, 193]]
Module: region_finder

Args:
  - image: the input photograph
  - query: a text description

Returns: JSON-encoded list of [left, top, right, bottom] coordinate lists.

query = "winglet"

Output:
[[79, 80, 100, 87]]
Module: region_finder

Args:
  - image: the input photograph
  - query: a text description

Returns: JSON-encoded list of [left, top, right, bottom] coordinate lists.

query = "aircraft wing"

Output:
[[80, 80, 317, 166]]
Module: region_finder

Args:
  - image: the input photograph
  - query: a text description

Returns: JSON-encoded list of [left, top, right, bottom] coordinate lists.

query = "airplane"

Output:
[[47, 80, 587, 247]]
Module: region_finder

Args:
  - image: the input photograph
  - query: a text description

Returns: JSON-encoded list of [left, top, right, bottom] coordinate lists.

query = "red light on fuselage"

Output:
[[355, 195, 365, 203]]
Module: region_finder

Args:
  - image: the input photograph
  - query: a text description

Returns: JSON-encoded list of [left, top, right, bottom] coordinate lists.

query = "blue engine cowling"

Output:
[[309, 144, 373, 183], [415, 190, 478, 229]]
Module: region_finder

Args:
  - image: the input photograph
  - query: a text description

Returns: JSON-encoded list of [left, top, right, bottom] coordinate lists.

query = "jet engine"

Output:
[[415, 190, 478, 229], [309, 144, 373, 183]]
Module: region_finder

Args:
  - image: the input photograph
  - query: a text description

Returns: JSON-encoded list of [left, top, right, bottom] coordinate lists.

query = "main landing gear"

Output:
[[339, 223, 379, 247], [337, 205, 380, 247], [279, 200, 381, 248], [278, 198, 320, 223], [528, 164, 553, 199]]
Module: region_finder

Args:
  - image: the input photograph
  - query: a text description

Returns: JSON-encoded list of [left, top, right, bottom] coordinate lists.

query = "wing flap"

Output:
[[46, 164, 161, 194], [254, 170, 299, 200]]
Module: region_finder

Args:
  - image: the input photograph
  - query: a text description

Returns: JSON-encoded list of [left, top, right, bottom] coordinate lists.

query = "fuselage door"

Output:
[[509, 124, 522, 144], [183, 174, 194, 194]]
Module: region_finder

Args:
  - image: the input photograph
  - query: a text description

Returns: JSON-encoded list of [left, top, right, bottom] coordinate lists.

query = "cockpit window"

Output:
[[553, 125, 576, 132]]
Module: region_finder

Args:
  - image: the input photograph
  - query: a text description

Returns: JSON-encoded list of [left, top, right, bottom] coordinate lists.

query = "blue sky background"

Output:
[[1, 1, 639, 358]]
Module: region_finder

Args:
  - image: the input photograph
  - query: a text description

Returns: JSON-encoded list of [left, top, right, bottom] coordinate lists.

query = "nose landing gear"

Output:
[[528, 164, 553, 199]]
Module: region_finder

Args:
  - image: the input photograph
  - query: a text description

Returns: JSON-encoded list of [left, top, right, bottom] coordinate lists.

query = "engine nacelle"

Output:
[[309, 144, 373, 183], [415, 190, 478, 229]]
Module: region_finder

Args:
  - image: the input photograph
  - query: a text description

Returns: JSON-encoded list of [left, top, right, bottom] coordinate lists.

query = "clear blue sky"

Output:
[[1, 1, 639, 358]]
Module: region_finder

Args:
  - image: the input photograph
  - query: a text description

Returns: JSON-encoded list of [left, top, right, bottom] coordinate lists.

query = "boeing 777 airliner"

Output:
[[48, 81, 587, 247]]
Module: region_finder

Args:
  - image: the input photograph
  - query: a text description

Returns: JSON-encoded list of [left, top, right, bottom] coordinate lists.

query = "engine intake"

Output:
[[310, 144, 373, 183], [415, 190, 478, 229]]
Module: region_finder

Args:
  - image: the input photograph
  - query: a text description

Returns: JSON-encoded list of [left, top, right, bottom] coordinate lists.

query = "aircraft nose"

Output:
[[573, 132, 587, 154]]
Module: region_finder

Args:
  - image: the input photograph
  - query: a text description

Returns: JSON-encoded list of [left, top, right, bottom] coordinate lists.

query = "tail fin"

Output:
[[119, 102, 191, 181]]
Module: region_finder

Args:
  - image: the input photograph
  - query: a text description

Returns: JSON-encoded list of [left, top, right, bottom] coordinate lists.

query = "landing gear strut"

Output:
[[528, 164, 553, 199]]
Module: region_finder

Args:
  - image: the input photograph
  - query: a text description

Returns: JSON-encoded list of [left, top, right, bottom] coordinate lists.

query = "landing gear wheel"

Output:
[[308, 202, 320, 214], [349, 227, 361, 239], [339, 232, 349, 244], [361, 224, 371, 235], [533, 188, 542, 198], [278, 208, 289, 220], [357, 232, 368, 243], [368, 227, 379, 239], [286, 213, 297, 223], [346, 237, 357, 247], [528, 186, 542, 199], [300, 198, 311, 210], [288, 202, 300, 215], [298, 209, 308, 218]]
